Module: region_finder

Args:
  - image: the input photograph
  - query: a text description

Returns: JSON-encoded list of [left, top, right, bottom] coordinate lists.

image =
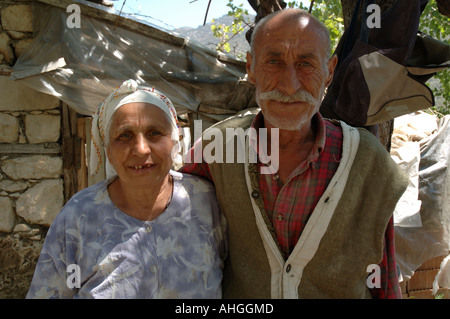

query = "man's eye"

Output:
[[298, 61, 313, 67], [268, 59, 279, 64]]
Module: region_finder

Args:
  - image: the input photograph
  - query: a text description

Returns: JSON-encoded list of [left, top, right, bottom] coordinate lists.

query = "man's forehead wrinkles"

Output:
[[259, 46, 319, 59], [262, 50, 282, 56]]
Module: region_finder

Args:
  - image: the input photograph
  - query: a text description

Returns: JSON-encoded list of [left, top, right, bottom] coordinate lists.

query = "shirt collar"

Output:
[[249, 111, 327, 170]]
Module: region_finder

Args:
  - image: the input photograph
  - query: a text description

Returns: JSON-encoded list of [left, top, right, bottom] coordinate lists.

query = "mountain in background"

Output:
[[174, 14, 254, 60]]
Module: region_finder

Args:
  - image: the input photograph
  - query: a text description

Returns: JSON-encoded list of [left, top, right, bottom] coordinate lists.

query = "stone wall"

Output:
[[0, 0, 64, 298]]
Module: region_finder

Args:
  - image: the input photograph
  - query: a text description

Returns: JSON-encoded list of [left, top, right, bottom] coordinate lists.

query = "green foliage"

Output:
[[419, 0, 450, 114], [211, 0, 252, 60]]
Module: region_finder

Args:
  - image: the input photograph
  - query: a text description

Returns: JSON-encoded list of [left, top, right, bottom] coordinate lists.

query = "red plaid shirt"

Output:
[[180, 112, 401, 299]]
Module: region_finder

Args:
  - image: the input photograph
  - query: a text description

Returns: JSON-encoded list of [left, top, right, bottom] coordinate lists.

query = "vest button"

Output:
[[277, 214, 284, 221], [251, 190, 260, 199], [286, 264, 291, 273]]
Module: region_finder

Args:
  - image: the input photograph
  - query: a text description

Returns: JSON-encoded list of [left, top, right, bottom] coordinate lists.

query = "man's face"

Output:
[[247, 13, 337, 130]]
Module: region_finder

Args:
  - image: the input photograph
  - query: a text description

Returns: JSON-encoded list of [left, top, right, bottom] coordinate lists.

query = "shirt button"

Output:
[[145, 225, 152, 233], [251, 190, 260, 199], [277, 214, 284, 221], [286, 264, 291, 273]]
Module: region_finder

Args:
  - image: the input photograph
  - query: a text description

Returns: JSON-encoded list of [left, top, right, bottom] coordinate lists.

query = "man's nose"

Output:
[[278, 64, 302, 96]]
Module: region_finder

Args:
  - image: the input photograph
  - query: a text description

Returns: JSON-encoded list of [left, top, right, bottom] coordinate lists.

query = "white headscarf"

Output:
[[90, 79, 179, 178]]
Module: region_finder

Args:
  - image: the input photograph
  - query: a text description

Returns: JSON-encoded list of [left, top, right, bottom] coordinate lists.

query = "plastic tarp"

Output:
[[10, 0, 256, 123], [391, 111, 450, 289]]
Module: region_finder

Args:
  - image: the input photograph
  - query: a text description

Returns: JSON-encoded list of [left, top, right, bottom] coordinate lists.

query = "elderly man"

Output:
[[181, 9, 408, 298]]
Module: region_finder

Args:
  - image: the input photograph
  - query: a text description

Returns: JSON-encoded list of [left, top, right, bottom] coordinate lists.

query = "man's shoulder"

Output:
[[329, 119, 383, 150], [208, 108, 259, 131], [332, 120, 393, 162], [346, 124, 404, 176], [355, 126, 387, 153]]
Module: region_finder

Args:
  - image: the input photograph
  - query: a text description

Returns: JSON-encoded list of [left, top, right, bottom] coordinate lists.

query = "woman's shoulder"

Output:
[[171, 170, 215, 192], [57, 179, 112, 219], [68, 179, 110, 202], [170, 171, 222, 223]]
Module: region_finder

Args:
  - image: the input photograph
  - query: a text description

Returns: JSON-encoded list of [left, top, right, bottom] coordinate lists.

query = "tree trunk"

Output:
[[436, 0, 450, 16]]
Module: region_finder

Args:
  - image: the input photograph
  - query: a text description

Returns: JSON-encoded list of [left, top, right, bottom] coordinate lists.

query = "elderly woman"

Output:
[[26, 79, 227, 299]]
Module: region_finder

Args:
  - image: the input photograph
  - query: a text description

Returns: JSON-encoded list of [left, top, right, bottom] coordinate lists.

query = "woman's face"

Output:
[[106, 102, 175, 189]]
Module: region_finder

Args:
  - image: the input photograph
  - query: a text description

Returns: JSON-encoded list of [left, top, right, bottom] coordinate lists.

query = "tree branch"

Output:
[[203, 0, 212, 26], [309, 0, 315, 13]]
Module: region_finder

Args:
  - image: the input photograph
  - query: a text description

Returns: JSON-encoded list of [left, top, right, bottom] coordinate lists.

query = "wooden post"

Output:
[[61, 103, 90, 202], [61, 103, 76, 202], [76, 117, 88, 191]]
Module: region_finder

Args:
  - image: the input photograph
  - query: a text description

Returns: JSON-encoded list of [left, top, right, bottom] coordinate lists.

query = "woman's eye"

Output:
[[148, 130, 162, 137], [118, 132, 132, 139]]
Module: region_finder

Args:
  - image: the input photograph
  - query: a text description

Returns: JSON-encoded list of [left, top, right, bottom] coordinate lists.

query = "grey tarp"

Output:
[[392, 112, 450, 288], [10, 0, 256, 124]]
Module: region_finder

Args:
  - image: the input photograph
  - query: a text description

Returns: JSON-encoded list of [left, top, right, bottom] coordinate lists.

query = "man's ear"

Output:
[[246, 51, 256, 84], [325, 54, 338, 87]]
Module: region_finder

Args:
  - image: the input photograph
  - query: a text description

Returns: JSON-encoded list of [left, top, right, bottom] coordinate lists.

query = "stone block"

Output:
[[0, 113, 19, 143], [0, 196, 15, 232], [16, 179, 63, 226], [14, 38, 33, 58], [7, 31, 27, 40], [13, 223, 31, 233], [0, 76, 60, 111], [24, 114, 60, 143], [1, 155, 62, 180], [14, 224, 39, 238], [0, 33, 14, 64], [1, 5, 33, 32], [0, 179, 28, 193]]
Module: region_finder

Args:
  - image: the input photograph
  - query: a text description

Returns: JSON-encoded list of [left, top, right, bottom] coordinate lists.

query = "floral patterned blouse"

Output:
[[26, 171, 227, 299]]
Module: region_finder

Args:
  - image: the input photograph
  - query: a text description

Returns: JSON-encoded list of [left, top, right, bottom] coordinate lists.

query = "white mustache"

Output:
[[258, 89, 318, 105]]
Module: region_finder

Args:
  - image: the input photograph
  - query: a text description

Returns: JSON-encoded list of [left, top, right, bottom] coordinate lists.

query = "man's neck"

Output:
[[263, 117, 318, 183], [264, 118, 316, 150]]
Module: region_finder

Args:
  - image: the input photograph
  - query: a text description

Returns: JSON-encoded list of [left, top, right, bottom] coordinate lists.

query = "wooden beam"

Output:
[[35, 0, 186, 46], [0, 143, 60, 154]]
